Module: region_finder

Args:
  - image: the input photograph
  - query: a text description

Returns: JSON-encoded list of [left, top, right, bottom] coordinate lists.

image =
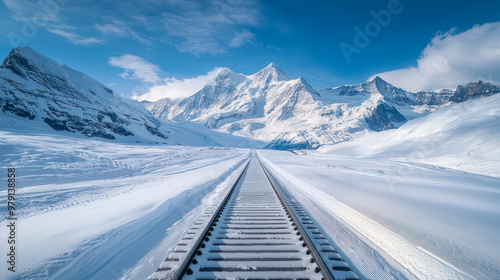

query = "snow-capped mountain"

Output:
[[0, 47, 268, 147], [145, 64, 332, 149], [0, 47, 170, 142], [144, 63, 499, 150], [322, 76, 416, 105], [320, 93, 500, 177], [143, 65, 420, 149], [412, 81, 499, 105], [3, 47, 496, 150]]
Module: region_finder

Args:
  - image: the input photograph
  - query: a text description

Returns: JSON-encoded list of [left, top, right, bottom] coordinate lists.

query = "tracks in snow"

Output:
[[149, 154, 360, 280]]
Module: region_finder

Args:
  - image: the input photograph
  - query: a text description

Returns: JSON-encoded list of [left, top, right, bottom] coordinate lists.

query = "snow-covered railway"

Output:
[[149, 155, 360, 280]]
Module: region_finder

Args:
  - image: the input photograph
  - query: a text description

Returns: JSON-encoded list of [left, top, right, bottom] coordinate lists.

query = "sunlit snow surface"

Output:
[[1, 96, 499, 279], [258, 150, 500, 279], [319, 94, 500, 178], [0, 125, 250, 279]]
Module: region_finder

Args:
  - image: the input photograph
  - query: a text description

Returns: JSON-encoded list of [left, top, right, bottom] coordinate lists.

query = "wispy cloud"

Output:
[[48, 29, 104, 46], [371, 22, 500, 91], [3, 0, 261, 54], [159, 0, 261, 54], [3, 0, 105, 46], [3, 0, 50, 21], [229, 30, 256, 47], [94, 20, 151, 45], [94, 23, 129, 37], [134, 69, 220, 101], [109, 54, 161, 84]]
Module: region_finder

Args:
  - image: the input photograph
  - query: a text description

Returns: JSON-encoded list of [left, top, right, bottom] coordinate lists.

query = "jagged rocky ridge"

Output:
[[0, 47, 168, 141]]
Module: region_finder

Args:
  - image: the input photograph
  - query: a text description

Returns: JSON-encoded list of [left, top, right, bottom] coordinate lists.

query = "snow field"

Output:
[[258, 150, 500, 279], [0, 130, 250, 279]]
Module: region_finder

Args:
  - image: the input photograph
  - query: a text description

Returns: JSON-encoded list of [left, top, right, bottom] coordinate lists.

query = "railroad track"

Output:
[[149, 154, 360, 280]]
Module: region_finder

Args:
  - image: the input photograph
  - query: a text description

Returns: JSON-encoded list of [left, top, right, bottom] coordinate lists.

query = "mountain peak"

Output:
[[2, 46, 66, 79], [367, 76, 397, 93], [252, 63, 291, 83], [266, 62, 279, 69], [371, 76, 388, 86], [3, 46, 50, 65], [215, 67, 235, 78]]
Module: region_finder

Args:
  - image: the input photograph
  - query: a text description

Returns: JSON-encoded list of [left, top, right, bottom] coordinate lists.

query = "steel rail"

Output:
[[257, 155, 336, 280], [158, 152, 358, 280], [169, 157, 251, 279]]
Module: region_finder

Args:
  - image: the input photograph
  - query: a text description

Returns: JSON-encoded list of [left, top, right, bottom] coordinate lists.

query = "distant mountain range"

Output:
[[143, 63, 499, 149], [1, 47, 498, 150]]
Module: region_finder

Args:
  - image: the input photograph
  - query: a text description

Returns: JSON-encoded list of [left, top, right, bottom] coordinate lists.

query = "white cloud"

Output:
[[109, 54, 161, 84], [94, 21, 151, 45], [229, 30, 256, 47], [47, 29, 103, 45], [94, 23, 128, 37], [371, 22, 500, 91], [133, 69, 221, 101]]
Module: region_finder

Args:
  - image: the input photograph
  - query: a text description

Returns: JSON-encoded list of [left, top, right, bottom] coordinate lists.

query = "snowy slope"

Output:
[[0, 47, 170, 142], [258, 149, 500, 279], [0, 129, 250, 279], [319, 94, 500, 177]]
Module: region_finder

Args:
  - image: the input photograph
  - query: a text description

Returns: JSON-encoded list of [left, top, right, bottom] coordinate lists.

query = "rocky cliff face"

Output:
[[451, 81, 500, 103], [413, 89, 455, 106], [365, 103, 406, 132], [413, 82, 499, 105]]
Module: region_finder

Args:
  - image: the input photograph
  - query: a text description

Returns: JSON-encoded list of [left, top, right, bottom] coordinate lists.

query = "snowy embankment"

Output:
[[258, 150, 500, 279], [319, 94, 500, 178], [0, 129, 249, 280]]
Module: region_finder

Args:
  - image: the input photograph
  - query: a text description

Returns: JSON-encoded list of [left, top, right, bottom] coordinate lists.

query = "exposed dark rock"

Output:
[[265, 138, 319, 150], [1, 98, 36, 120], [413, 89, 454, 105], [42, 118, 70, 131], [450, 81, 500, 103], [145, 124, 167, 139], [365, 103, 406, 132]]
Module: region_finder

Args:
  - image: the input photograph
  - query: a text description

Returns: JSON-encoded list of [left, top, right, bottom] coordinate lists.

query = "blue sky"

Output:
[[0, 0, 499, 100]]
